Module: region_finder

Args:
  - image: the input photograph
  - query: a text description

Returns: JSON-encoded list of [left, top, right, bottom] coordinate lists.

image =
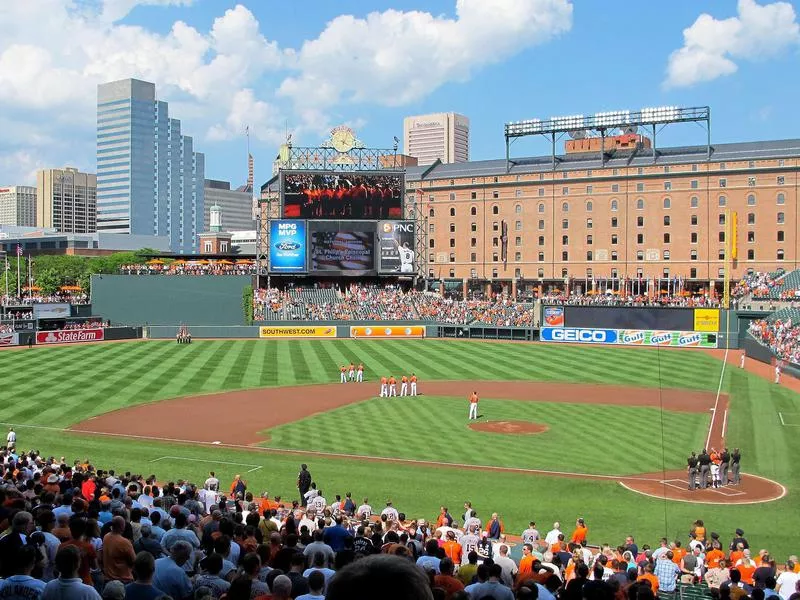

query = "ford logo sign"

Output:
[[276, 242, 301, 251]]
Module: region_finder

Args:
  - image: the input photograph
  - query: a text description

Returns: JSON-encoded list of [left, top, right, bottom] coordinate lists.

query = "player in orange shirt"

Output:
[[380, 376, 388, 397], [400, 375, 409, 397], [339, 365, 347, 384], [388, 376, 397, 397], [356, 363, 364, 383], [468, 391, 479, 420], [348, 362, 355, 382], [570, 518, 588, 545], [410, 373, 418, 396]]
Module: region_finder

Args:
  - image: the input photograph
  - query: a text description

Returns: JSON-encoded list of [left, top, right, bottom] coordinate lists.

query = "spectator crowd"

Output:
[[2, 293, 89, 306], [0, 449, 799, 600], [121, 264, 256, 276], [749, 318, 800, 364]]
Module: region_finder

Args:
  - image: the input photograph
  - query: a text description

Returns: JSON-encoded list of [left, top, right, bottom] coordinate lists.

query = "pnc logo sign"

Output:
[[382, 222, 414, 233]]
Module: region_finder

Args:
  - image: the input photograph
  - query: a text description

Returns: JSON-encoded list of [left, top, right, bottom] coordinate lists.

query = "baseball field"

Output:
[[1, 339, 798, 555]]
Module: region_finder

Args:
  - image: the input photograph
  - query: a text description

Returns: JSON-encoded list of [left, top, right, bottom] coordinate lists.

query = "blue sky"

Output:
[[0, 0, 798, 187]]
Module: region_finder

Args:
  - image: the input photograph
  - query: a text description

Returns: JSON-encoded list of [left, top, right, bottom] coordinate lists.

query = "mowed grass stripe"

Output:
[[295, 340, 327, 384], [221, 340, 256, 390]]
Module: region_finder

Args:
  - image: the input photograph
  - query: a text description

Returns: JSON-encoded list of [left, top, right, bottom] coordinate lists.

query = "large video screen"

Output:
[[378, 220, 416, 274], [309, 221, 375, 274], [282, 171, 403, 220]]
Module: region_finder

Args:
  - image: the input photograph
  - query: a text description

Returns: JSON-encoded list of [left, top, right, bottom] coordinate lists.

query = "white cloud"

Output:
[[278, 0, 573, 108], [207, 89, 285, 145], [0, 151, 47, 186], [665, 0, 800, 88]]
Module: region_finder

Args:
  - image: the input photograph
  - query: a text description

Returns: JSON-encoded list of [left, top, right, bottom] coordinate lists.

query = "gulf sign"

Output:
[[350, 325, 425, 339], [36, 328, 105, 345], [540, 327, 618, 344], [618, 330, 645, 345], [648, 331, 674, 346]]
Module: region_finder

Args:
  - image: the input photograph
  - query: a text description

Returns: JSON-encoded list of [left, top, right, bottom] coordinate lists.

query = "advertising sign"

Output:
[[282, 171, 403, 220], [0, 333, 19, 347], [32, 303, 70, 319], [540, 327, 619, 344], [618, 330, 717, 348], [310, 230, 374, 272], [378, 220, 415, 274], [269, 220, 307, 273], [543, 307, 565, 327], [259, 326, 336, 339], [693, 308, 720, 332], [350, 325, 425, 339], [36, 328, 105, 345]]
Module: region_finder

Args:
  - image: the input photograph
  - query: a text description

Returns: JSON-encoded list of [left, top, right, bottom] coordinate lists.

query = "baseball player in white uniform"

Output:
[[388, 377, 397, 397], [348, 363, 355, 382], [400, 376, 408, 397], [410, 374, 418, 396], [339, 366, 347, 384], [775, 363, 781, 384], [380, 377, 388, 397], [356, 364, 364, 382], [397, 242, 415, 274]]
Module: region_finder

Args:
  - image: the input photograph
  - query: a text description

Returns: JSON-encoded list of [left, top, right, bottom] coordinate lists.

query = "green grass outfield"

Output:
[[1, 339, 799, 556]]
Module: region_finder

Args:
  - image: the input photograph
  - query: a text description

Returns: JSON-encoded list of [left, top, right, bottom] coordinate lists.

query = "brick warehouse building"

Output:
[[404, 137, 800, 296]]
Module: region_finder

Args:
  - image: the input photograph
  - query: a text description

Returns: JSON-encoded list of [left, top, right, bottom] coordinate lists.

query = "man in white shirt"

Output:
[[381, 501, 399, 521], [545, 522, 562, 546], [776, 560, 800, 600], [6, 428, 16, 450], [204, 472, 220, 492], [522, 522, 540, 545], [299, 510, 317, 533], [356, 498, 373, 520], [310, 492, 327, 514], [493, 544, 519, 587]]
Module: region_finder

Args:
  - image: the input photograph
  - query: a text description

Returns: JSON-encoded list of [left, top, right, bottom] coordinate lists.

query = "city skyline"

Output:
[[0, 1, 799, 188]]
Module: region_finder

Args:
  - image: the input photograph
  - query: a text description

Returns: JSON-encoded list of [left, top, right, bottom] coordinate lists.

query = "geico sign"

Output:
[[542, 328, 617, 343]]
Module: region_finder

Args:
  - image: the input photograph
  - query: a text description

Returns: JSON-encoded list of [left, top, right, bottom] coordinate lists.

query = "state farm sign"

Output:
[[36, 328, 105, 344]]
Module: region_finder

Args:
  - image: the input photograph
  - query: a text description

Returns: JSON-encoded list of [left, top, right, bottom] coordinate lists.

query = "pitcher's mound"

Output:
[[469, 420, 549, 435]]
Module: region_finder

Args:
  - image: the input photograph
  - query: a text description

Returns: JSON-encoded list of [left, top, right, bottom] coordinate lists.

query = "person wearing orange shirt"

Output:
[[410, 373, 418, 396], [517, 544, 536, 584], [671, 541, 687, 566], [638, 563, 660, 593], [356, 363, 364, 383], [348, 362, 355, 382], [339, 365, 347, 384], [730, 543, 745, 566], [570, 518, 588, 545], [380, 376, 388, 397], [706, 544, 725, 569], [469, 391, 479, 420], [442, 531, 462, 565], [693, 520, 706, 543], [400, 375, 409, 397], [388, 376, 397, 397], [735, 549, 757, 585]]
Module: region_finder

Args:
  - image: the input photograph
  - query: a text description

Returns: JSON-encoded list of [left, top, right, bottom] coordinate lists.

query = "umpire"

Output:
[[730, 448, 742, 485], [698, 449, 711, 489], [687, 452, 699, 490], [719, 447, 730, 486]]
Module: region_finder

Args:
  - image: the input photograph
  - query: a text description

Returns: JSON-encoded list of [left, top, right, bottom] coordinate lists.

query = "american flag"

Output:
[[16, 244, 22, 257]]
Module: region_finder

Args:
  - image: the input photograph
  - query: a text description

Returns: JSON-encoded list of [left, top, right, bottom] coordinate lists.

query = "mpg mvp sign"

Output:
[[269, 220, 307, 272]]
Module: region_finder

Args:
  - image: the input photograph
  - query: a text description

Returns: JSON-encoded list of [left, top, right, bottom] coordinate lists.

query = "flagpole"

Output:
[[4, 256, 8, 302], [16, 248, 20, 301], [27, 255, 32, 301]]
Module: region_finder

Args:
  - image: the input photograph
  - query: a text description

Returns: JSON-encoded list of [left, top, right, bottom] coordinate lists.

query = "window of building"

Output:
[[471, 252, 476, 262], [611, 251, 618, 261], [690, 268, 697, 278], [719, 195, 727, 207], [747, 194, 756, 206], [538, 203, 545, 213], [691, 250, 697, 261], [562, 235, 569, 245], [662, 198, 671, 210], [777, 249, 785, 261], [449, 192, 456, 201], [561, 251, 568, 261], [538, 236, 545, 246], [492, 237, 499, 247], [777, 193, 785, 205], [562, 172, 568, 179], [691, 196, 699, 208], [538, 219, 545, 230], [515, 189, 523, 198], [719, 178, 727, 188], [515, 236, 522, 246], [719, 231, 725, 243], [492, 204, 499, 214], [515, 220, 522, 231], [492, 253, 498, 262], [611, 184, 619, 193], [515, 204, 522, 214], [748, 177, 756, 187], [664, 215, 671, 226], [562, 202, 569, 212], [636, 183, 644, 192], [471, 205, 477, 215], [586, 251, 593, 261], [515, 253, 521, 263], [562, 219, 569, 229], [747, 213, 755, 225], [664, 233, 671, 243], [611, 234, 618, 245], [493, 222, 499, 231], [664, 250, 670, 260], [587, 218, 593, 229], [778, 231, 785, 242], [691, 215, 698, 226], [611, 199, 618, 211], [719, 213, 726, 225], [538, 188, 545, 197], [777, 176, 785, 185], [720, 162, 726, 170], [586, 235, 593, 245], [561, 268, 569, 278], [449, 207, 455, 216], [747, 249, 754, 260], [493, 191, 499, 199], [449, 253, 455, 263], [636, 268, 644, 277], [450, 238, 456, 247], [778, 212, 785, 224], [747, 231, 755, 243], [429, 253, 434, 263], [586, 185, 593, 194], [538, 252, 545, 262], [691, 232, 698, 243], [691, 180, 698, 189], [429, 239, 435, 248], [637, 216, 644, 227], [778, 159, 785, 167], [471, 191, 477, 200], [429, 223, 435, 233], [204, 241, 212, 252], [429, 208, 435, 217], [611, 217, 618, 228], [562, 187, 569, 196], [637, 233, 644, 244], [493, 176, 499, 183], [664, 181, 672, 191], [636, 250, 644, 261], [718, 249, 725, 260], [538, 268, 545, 277], [471, 238, 477, 247], [449, 223, 456, 232], [471, 222, 477, 232], [636, 198, 645, 209], [586, 201, 593, 212]]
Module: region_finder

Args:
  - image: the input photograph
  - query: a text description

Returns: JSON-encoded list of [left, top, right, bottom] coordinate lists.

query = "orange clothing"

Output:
[[695, 526, 706, 542], [101, 532, 136, 582], [358, 364, 363, 371], [518, 555, 535, 583], [730, 550, 744, 565], [571, 526, 588, 544], [442, 540, 462, 565], [469, 393, 478, 404], [411, 375, 417, 383], [638, 574, 659, 593], [401, 376, 408, 383], [381, 376, 387, 384], [389, 377, 396, 385], [793, 563, 800, 574], [672, 548, 687, 565], [737, 562, 756, 585], [340, 366, 346, 373], [433, 575, 465, 600], [706, 549, 724, 569]]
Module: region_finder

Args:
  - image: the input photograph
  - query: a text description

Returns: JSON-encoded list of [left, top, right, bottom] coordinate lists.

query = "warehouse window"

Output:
[[777, 249, 785, 261], [691, 232, 698, 243], [586, 251, 593, 261], [429, 223, 435, 233], [691, 215, 698, 226], [778, 212, 785, 224], [778, 231, 785, 242], [719, 232, 725, 243], [637, 233, 644, 244], [429, 208, 435, 217], [538, 203, 545, 213], [719, 249, 725, 260], [777, 193, 785, 205], [449, 192, 456, 201], [562, 202, 569, 212], [538, 236, 545, 246], [611, 251, 618, 261], [538, 220, 545, 230], [636, 198, 645, 210], [471, 238, 476, 247], [538, 268, 545, 277], [611, 184, 620, 193], [538, 252, 545, 262], [664, 233, 671, 243], [747, 194, 756, 206], [515, 220, 522, 231], [429, 239, 435, 248], [515, 236, 522, 246], [586, 218, 593, 229], [515, 204, 522, 214], [718, 195, 726, 207], [471, 206, 477, 215], [611, 234, 618, 245], [664, 250, 670, 260], [450, 238, 456, 247], [636, 251, 644, 261], [493, 222, 499, 231], [747, 213, 755, 225], [663, 197, 671, 209], [449, 223, 455, 232], [450, 253, 455, 262], [471, 191, 477, 200], [492, 204, 499, 214], [637, 216, 644, 227], [719, 213, 726, 225], [690, 268, 697, 278], [449, 207, 456, 216], [586, 235, 593, 245], [691, 250, 697, 261], [492, 191, 499, 199], [611, 217, 618, 228], [471, 223, 477, 232], [562, 235, 569, 245], [611, 199, 618, 211], [690, 196, 699, 208], [471, 253, 476, 262], [562, 219, 569, 229], [664, 215, 671, 226], [586, 201, 593, 212], [747, 232, 755, 243], [747, 249, 754, 260], [538, 188, 545, 197], [561, 251, 568, 261]]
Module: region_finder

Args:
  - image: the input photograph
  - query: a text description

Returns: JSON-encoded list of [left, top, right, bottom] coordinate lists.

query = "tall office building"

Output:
[[203, 180, 255, 232], [0, 186, 36, 227], [96, 78, 204, 253], [403, 112, 469, 166], [36, 167, 97, 233]]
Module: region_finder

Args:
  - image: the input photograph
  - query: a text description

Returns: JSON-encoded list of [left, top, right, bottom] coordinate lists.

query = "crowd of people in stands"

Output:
[[1, 293, 89, 306], [1, 310, 34, 320], [60, 320, 108, 331], [540, 293, 720, 308], [733, 272, 783, 299], [0, 449, 798, 600], [0, 323, 13, 334], [749, 318, 800, 364], [121, 264, 256, 276]]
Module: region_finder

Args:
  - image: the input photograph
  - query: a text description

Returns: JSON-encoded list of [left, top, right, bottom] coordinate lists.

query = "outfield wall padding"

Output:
[[147, 326, 260, 339], [91, 275, 252, 326]]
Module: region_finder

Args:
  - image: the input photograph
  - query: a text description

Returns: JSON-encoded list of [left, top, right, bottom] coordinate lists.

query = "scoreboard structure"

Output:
[[257, 127, 425, 282]]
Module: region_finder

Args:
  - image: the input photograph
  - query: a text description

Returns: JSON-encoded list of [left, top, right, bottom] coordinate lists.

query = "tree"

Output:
[[36, 268, 62, 295]]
